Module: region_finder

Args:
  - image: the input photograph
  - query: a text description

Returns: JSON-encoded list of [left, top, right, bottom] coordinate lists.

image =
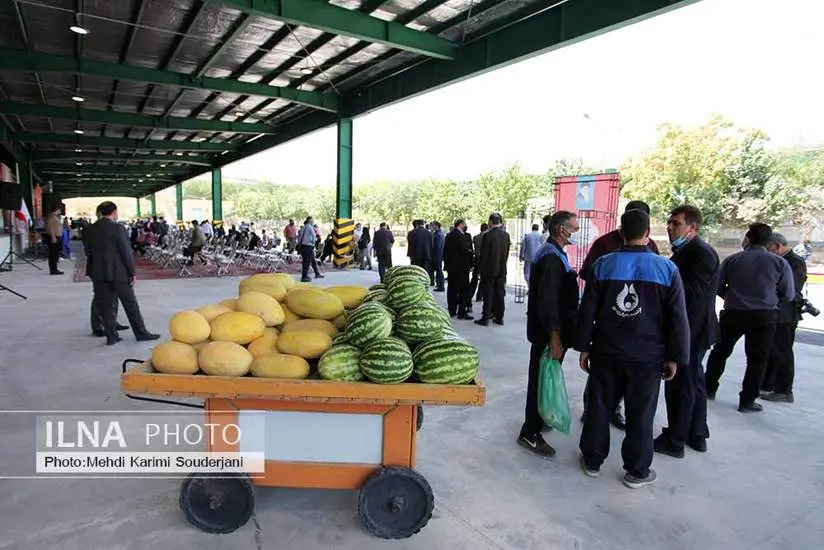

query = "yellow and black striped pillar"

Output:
[[333, 218, 355, 267]]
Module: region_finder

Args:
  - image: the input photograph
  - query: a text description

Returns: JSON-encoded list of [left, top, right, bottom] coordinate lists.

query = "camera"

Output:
[[801, 299, 820, 317]]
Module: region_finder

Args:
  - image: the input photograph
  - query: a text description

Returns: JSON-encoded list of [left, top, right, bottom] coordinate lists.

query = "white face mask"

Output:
[[565, 227, 580, 246]]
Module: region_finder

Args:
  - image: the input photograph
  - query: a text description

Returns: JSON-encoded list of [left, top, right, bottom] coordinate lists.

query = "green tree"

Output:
[[766, 148, 824, 239]]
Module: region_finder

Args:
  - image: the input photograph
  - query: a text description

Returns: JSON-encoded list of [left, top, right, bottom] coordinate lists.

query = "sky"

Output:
[[218, 0, 824, 187]]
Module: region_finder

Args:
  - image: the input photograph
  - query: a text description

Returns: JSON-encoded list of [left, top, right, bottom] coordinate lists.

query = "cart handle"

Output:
[[121, 358, 204, 409]]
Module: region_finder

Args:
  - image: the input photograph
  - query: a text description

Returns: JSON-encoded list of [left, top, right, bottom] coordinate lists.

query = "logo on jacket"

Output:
[[613, 284, 642, 318]]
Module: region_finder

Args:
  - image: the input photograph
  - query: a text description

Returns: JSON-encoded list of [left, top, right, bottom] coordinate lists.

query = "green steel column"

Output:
[[136, 197, 141, 217], [211, 168, 222, 225], [335, 117, 353, 219], [175, 183, 183, 225], [149, 193, 157, 216], [18, 162, 33, 214]]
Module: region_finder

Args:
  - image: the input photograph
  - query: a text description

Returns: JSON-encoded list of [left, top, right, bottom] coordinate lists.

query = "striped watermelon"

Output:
[[413, 339, 479, 385], [360, 337, 414, 384], [332, 332, 350, 345], [318, 344, 363, 381], [368, 283, 386, 291], [386, 278, 427, 311], [345, 304, 393, 347], [395, 306, 451, 343], [386, 265, 429, 286], [363, 289, 386, 304]]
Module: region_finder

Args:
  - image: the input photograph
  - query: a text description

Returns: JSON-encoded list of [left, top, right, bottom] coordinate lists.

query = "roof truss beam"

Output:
[[0, 101, 275, 134], [40, 166, 190, 175], [0, 50, 340, 112], [30, 151, 212, 166], [209, 0, 458, 59], [15, 132, 233, 151]]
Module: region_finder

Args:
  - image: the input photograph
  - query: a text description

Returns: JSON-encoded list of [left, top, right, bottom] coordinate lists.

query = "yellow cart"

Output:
[[121, 359, 486, 539]]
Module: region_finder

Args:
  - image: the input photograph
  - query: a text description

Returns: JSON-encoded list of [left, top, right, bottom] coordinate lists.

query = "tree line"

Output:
[[183, 116, 824, 237]]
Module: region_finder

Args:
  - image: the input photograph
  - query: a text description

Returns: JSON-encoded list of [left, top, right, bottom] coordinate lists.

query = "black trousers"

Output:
[[446, 268, 470, 316], [377, 253, 392, 282], [764, 322, 797, 394], [47, 240, 61, 273], [90, 294, 119, 332], [411, 258, 429, 273], [94, 280, 148, 340], [705, 309, 777, 405], [521, 339, 566, 436], [300, 245, 320, 279], [470, 268, 485, 303], [662, 349, 709, 448], [432, 259, 444, 289], [579, 358, 661, 477], [481, 274, 506, 321]]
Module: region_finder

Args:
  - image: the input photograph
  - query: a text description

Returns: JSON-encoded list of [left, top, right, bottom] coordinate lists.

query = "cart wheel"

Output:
[[357, 467, 434, 539], [179, 473, 255, 534], [416, 405, 423, 432]]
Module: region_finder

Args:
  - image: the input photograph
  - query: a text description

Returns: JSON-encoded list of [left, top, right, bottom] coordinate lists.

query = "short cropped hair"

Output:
[[98, 201, 117, 216], [621, 209, 650, 240], [625, 200, 651, 215], [488, 212, 502, 225], [531, 224, 539, 231], [670, 205, 702, 229], [548, 210, 576, 237], [768, 232, 788, 248], [746, 222, 772, 247]]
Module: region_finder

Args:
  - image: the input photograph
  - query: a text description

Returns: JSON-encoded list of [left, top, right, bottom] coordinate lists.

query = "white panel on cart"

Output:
[[237, 410, 267, 454], [255, 411, 383, 464]]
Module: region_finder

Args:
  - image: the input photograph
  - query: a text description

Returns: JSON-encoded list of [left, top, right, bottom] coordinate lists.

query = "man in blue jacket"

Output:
[[430, 221, 445, 291], [576, 209, 689, 489]]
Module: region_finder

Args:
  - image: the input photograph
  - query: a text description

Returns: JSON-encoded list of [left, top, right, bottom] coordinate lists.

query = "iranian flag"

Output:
[[14, 198, 31, 234]]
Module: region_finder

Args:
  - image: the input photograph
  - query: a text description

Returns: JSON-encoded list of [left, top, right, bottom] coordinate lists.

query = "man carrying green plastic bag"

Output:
[[518, 211, 580, 457]]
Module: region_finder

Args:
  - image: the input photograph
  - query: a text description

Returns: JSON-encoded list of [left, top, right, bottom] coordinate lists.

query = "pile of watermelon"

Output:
[[318, 265, 480, 385]]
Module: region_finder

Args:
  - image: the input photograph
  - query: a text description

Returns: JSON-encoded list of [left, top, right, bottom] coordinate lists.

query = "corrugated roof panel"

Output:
[[167, 4, 240, 74], [81, 0, 136, 63], [0, 2, 25, 49], [129, 0, 195, 69], [330, 0, 363, 9], [197, 93, 242, 118], [23, 2, 75, 55], [109, 82, 153, 112], [1, 72, 39, 101], [204, 16, 285, 78]]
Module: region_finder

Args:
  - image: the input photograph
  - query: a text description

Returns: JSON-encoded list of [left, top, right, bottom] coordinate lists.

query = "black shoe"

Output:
[[475, 297, 483, 302], [450, 313, 457, 318], [315, 274, 325, 279], [517, 433, 556, 458], [707, 390, 716, 400], [474, 319, 489, 326], [457, 314, 474, 321], [136, 332, 161, 342], [580, 455, 600, 478], [50, 270, 64, 275], [301, 277, 311, 282], [493, 318, 504, 326], [434, 287, 445, 292], [762, 392, 794, 403], [92, 330, 105, 337], [106, 336, 122, 346], [611, 412, 626, 431], [622, 469, 657, 489], [116, 324, 129, 331], [654, 435, 685, 458], [687, 437, 708, 453], [738, 401, 763, 413]]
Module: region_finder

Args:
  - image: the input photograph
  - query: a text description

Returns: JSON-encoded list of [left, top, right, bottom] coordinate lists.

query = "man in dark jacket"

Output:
[[518, 211, 580, 458], [431, 221, 445, 291], [83, 205, 127, 337], [762, 232, 807, 403], [86, 201, 159, 346], [443, 219, 474, 320], [655, 205, 720, 457], [705, 223, 794, 413], [469, 223, 488, 307], [372, 222, 395, 282], [475, 213, 511, 326], [407, 220, 432, 272], [577, 209, 689, 489]]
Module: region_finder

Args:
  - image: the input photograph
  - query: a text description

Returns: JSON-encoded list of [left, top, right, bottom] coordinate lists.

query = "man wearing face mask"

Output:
[[654, 205, 720, 457], [518, 211, 581, 457], [705, 223, 794, 413]]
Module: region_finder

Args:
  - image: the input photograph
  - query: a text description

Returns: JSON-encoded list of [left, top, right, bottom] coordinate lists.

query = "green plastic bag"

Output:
[[538, 349, 572, 435]]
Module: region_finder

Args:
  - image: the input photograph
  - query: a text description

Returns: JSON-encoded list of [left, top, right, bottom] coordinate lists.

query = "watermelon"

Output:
[[395, 306, 452, 344], [332, 332, 350, 345], [368, 283, 386, 291], [386, 278, 427, 311], [360, 337, 414, 384], [386, 265, 430, 286], [345, 304, 393, 347], [363, 289, 386, 304], [318, 344, 363, 381], [413, 339, 479, 385]]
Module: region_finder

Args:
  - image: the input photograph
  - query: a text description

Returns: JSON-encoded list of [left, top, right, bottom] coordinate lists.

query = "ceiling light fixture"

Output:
[[74, 147, 82, 153], [159, 164, 166, 168], [138, 179, 143, 183], [145, 173, 152, 177], [235, 111, 244, 117], [300, 67, 313, 75], [71, 95, 85, 103], [174, 152, 183, 156], [76, 162, 82, 166], [70, 25, 89, 35], [74, 128, 84, 135]]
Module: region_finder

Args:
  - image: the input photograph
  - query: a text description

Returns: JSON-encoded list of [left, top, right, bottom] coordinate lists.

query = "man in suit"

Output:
[[469, 223, 488, 309], [443, 219, 474, 320], [475, 213, 511, 326], [86, 201, 160, 346], [45, 204, 64, 275], [655, 205, 720, 457], [407, 219, 432, 272], [373, 222, 395, 282], [762, 232, 807, 403], [83, 205, 128, 337], [431, 221, 446, 291]]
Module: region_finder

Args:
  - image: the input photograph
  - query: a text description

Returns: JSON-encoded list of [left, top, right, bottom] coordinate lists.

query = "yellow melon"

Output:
[[198, 341, 253, 376], [282, 304, 303, 325], [168, 311, 211, 344], [219, 298, 238, 311], [285, 288, 345, 320], [246, 328, 280, 358], [250, 353, 310, 379], [243, 272, 296, 291], [325, 286, 369, 309], [151, 341, 199, 374], [197, 304, 234, 322], [210, 311, 265, 345], [331, 312, 347, 331], [281, 319, 337, 338], [239, 278, 286, 301], [191, 340, 209, 353], [235, 291, 285, 327], [275, 329, 333, 359]]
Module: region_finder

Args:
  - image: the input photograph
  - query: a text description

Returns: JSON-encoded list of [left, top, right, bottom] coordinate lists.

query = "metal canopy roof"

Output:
[[0, 0, 697, 199]]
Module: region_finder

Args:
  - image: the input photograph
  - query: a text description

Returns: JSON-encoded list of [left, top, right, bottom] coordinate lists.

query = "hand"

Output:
[[662, 361, 677, 381], [129, 276, 136, 286], [579, 352, 590, 373], [549, 331, 564, 360]]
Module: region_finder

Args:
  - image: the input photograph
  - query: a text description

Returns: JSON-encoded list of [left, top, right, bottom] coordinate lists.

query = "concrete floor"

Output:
[[0, 256, 822, 550]]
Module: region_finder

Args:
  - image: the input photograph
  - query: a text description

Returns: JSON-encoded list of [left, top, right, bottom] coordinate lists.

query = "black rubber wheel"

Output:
[[357, 467, 434, 539], [416, 405, 424, 432], [179, 473, 255, 534]]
